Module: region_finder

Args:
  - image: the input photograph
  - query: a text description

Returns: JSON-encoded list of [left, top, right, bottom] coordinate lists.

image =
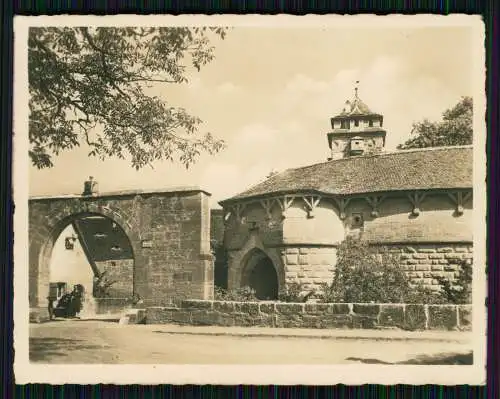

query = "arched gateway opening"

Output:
[[241, 249, 279, 300], [35, 212, 136, 317]]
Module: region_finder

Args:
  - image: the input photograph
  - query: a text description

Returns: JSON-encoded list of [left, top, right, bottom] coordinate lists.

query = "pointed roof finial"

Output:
[[354, 80, 360, 98]]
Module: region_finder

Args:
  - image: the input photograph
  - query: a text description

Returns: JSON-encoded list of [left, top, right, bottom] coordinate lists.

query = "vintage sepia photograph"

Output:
[[13, 15, 486, 385]]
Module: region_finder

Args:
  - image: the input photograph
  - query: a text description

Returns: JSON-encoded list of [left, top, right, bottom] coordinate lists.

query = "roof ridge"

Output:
[[219, 144, 472, 204], [386, 144, 473, 155], [283, 145, 473, 173]]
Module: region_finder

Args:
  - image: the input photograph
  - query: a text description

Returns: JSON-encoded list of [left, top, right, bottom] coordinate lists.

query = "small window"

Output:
[[354, 120, 359, 127], [369, 120, 373, 127], [352, 213, 364, 228], [341, 120, 350, 129]]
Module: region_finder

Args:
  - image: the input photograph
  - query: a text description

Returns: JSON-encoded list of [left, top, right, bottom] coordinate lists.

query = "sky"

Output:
[[28, 25, 476, 208]]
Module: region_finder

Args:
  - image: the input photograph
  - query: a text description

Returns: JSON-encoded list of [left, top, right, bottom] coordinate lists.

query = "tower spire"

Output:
[[354, 80, 360, 98]]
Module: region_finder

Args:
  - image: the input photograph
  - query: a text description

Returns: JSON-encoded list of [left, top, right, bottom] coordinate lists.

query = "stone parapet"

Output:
[[145, 300, 472, 332]]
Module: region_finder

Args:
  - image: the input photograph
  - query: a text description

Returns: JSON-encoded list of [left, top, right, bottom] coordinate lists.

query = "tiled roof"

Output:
[[74, 217, 133, 261], [337, 96, 377, 117], [219, 146, 473, 205]]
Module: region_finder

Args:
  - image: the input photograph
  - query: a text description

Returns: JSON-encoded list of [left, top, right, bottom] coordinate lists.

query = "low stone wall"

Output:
[[94, 298, 133, 315], [145, 299, 472, 331]]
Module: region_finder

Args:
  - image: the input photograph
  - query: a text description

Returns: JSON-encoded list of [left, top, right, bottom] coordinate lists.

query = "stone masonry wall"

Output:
[[95, 259, 134, 298], [146, 299, 472, 331], [94, 297, 133, 315], [280, 246, 337, 292], [373, 243, 473, 291], [223, 192, 472, 295], [279, 243, 472, 294], [29, 188, 213, 308]]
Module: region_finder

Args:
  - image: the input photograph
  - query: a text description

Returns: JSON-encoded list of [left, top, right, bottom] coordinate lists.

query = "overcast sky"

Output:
[[28, 25, 475, 208]]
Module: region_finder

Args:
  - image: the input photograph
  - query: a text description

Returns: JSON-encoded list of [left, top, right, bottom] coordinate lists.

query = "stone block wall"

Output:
[[95, 259, 134, 297], [221, 190, 472, 295], [280, 246, 337, 292], [145, 299, 472, 331], [278, 243, 472, 294], [372, 243, 473, 290], [94, 297, 133, 315], [211, 209, 229, 288], [29, 188, 214, 308]]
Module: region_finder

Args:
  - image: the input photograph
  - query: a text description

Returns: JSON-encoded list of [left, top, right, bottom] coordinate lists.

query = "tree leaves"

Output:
[[397, 96, 473, 150], [29, 27, 227, 169]]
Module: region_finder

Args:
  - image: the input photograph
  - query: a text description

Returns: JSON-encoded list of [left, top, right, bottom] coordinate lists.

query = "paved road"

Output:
[[29, 320, 473, 365]]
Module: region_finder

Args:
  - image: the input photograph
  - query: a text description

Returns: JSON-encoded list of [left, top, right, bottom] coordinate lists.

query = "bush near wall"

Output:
[[145, 299, 472, 331], [317, 237, 472, 305], [215, 238, 472, 305]]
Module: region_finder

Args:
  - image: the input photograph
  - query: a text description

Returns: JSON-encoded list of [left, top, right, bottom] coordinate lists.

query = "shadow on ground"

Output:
[[346, 351, 473, 365], [29, 337, 108, 362]]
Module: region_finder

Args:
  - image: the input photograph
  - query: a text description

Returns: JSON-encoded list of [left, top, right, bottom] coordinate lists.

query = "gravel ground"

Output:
[[29, 319, 473, 365]]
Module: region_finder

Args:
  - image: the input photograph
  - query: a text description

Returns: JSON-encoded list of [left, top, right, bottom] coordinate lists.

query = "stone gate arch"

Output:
[[28, 187, 214, 315], [29, 203, 143, 308]]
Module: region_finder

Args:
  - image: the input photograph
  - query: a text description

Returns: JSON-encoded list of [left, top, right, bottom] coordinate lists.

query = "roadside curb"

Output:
[[148, 327, 471, 344]]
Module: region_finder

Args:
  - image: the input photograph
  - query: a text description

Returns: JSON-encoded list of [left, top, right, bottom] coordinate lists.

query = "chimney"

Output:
[[82, 176, 99, 196]]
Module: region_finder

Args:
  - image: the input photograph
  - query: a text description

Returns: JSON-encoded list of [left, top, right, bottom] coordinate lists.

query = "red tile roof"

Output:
[[219, 146, 473, 205]]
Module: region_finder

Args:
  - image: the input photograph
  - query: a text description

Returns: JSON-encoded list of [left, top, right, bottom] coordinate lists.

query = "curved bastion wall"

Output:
[[222, 190, 473, 293]]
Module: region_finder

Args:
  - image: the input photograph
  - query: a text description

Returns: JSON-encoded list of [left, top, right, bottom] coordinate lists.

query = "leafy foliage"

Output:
[[318, 237, 442, 304], [278, 282, 315, 303], [397, 96, 473, 150], [29, 27, 227, 169], [214, 286, 258, 302], [435, 259, 473, 304]]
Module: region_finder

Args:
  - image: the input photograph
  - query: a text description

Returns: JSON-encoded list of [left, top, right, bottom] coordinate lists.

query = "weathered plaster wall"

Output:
[[351, 194, 473, 243], [283, 200, 345, 245]]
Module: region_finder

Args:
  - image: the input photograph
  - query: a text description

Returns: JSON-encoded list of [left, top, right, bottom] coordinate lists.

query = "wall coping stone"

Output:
[[146, 300, 472, 331], [29, 186, 211, 201]]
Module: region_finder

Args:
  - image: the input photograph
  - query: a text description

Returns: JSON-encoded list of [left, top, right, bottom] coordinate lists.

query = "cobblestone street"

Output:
[[29, 320, 473, 365]]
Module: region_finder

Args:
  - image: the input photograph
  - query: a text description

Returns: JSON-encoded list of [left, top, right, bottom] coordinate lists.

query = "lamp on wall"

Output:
[[65, 234, 77, 250]]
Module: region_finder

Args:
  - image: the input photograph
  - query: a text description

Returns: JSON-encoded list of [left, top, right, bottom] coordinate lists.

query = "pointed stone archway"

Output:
[[240, 248, 280, 300]]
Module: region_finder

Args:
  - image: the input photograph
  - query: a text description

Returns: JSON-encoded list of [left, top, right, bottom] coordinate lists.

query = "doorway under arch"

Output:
[[37, 212, 136, 313], [241, 249, 279, 300]]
